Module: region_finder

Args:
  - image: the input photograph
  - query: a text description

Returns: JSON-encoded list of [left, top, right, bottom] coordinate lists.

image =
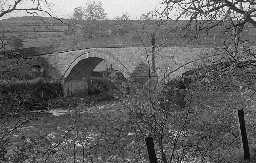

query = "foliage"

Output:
[[0, 57, 52, 80], [0, 80, 63, 116], [0, 56, 63, 115]]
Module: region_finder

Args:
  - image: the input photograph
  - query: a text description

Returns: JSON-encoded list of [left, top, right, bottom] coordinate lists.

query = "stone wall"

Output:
[[63, 79, 88, 97], [43, 47, 217, 96]]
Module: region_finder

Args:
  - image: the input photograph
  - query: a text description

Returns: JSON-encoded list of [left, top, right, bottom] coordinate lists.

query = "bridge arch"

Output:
[[43, 47, 152, 96], [63, 49, 131, 81], [59, 49, 135, 96]]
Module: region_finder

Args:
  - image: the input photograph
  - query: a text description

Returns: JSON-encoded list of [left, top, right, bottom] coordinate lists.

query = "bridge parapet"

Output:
[[42, 46, 217, 96], [43, 47, 150, 80], [43, 47, 218, 81]]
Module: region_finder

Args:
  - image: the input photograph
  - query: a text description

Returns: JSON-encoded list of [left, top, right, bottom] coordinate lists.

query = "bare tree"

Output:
[[84, 0, 106, 20], [159, 0, 256, 162], [161, 0, 256, 28], [72, 0, 107, 21], [71, 0, 107, 41], [73, 6, 84, 21], [0, 0, 52, 18]]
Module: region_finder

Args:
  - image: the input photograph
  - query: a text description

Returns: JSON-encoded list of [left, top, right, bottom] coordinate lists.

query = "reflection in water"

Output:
[[48, 109, 69, 116]]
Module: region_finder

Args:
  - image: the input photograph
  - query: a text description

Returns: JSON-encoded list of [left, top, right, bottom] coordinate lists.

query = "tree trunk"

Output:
[[238, 109, 250, 160], [145, 136, 158, 163]]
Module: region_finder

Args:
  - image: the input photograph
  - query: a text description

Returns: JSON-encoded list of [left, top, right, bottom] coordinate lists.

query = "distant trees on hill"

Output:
[[73, 0, 107, 21], [114, 13, 130, 21], [0, 0, 52, 58], [73, 7, 84, 21], [140, 12, 154, 20], [71, 0, 107, 43]]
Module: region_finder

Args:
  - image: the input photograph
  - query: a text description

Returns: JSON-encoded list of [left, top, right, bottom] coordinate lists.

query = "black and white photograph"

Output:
[[0, 0, 256, 162]]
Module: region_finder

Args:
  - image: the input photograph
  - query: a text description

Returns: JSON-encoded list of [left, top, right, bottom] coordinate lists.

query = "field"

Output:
[[0, 16, 255, 57]]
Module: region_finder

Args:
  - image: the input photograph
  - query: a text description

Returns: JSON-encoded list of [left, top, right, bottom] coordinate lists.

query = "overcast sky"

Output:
[[47, 0, 161, 19], [0, 0, 161, 20]]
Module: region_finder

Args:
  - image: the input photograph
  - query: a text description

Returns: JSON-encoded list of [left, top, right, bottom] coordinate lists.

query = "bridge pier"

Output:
[[63, 78, 89, 97]]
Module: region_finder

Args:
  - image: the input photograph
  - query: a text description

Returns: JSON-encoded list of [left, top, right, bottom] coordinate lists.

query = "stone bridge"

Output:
[[42, 47, 216, 96]]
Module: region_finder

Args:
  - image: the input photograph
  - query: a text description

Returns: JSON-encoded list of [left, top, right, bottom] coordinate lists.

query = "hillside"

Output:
[[0, 16, 255, 57]]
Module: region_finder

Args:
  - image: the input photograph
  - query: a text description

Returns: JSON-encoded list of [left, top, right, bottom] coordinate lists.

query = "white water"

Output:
[[48, 109, 70, 116]]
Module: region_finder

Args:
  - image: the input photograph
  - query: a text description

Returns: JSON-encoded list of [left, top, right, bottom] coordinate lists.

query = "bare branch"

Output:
[[162, 0, 256, 27], [0, 0, 50, 18]]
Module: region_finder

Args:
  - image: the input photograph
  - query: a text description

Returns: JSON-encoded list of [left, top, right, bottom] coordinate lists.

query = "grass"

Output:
[[1, 97, 134, 162], [2, 83, 256, 163]]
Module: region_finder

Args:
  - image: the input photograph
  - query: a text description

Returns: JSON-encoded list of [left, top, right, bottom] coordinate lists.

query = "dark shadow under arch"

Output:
[[63, 56, 127, 97], [65, 57, 104, 81]]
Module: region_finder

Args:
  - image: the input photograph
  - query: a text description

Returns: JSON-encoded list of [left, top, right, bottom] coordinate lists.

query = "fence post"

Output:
[[238, 109, 250, 160], [145, 136, 158, 163]]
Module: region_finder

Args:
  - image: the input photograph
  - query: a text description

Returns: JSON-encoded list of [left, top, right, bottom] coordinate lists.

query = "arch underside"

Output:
[[44, 48, 149, 96], [63, 51, 130, 96], [65, 57, 104, 81], [63, 50, 131, 80]]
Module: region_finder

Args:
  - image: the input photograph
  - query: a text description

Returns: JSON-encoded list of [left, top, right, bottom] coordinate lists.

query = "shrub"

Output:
[[0, 80, 63, 115]]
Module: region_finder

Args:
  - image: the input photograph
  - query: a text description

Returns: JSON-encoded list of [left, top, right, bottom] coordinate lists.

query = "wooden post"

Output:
[[238, 109, 250, 160], [73, 142, 76, 163], [145, 136, 158, 163]]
